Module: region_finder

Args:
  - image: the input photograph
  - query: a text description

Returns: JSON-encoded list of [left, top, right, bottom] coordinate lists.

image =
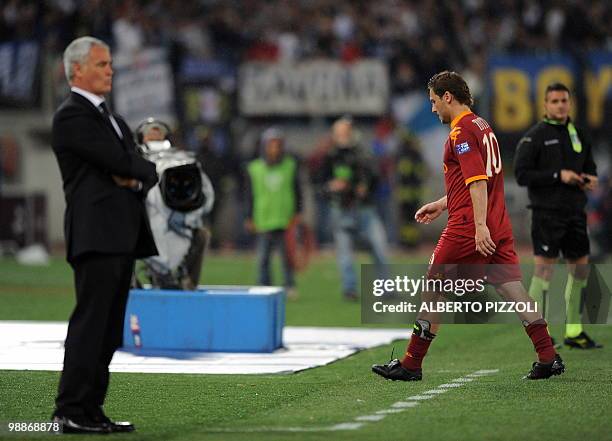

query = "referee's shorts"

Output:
[[531, 209, 590, 259]]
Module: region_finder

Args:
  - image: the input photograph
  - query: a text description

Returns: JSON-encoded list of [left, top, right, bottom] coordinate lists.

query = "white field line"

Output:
[[390, 401, 420, 408], [375, 409, 404, 415], [405, 394, 435, 400], [451, 377, 475, 382], [422, 389, 448, 394], [354, 415, 386, 422], [202, 369, 499, 433]]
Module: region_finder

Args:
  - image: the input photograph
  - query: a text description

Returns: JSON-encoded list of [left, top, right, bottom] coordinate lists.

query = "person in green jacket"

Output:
[[245, 128, 302, 299]]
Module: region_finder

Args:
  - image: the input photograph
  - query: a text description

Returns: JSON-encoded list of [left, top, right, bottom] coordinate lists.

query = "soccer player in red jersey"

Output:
[[372, 71, 564, 380]]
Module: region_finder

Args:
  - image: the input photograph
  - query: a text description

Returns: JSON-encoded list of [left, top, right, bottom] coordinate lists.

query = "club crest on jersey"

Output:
[[449, 127, 461, 145], [455, 142, 471, 155]]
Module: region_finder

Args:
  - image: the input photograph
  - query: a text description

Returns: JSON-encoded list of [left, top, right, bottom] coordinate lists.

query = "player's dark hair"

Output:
[[427, 71, 474, 107], [544, 82, 571, 99]]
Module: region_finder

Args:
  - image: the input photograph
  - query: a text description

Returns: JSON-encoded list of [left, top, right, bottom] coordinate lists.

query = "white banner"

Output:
[[239, 60, 388, 115], [112, 47, 176, 129]]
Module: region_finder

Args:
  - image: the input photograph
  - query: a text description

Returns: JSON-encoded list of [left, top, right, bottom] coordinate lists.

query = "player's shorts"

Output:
[[427, 230, 522, 286], [531, 209, 589, 259]]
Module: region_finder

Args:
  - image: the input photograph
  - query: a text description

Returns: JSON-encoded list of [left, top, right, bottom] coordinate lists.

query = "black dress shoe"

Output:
[[104, 420, 135, 433], [90, 412, 135, 433], [52, 415, 111, 434]]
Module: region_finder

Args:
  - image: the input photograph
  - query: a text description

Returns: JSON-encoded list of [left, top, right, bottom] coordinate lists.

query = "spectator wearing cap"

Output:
[[245, 128, 302, 299]]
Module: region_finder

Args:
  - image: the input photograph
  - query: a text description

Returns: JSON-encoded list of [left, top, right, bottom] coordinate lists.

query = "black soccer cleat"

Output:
[[564, 332, 603, 349], [372, 358, 422, 381], [524, 354, 565, 380]]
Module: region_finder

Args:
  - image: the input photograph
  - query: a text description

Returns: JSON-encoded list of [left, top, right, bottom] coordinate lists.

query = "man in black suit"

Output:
[[51, 36, 158, 434]]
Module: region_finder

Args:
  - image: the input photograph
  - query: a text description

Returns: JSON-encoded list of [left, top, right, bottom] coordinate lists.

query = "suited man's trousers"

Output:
[[55, 253, 134, 417]]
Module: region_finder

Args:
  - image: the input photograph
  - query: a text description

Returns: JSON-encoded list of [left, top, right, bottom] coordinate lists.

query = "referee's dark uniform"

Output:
[[514, 118, 597, 259]]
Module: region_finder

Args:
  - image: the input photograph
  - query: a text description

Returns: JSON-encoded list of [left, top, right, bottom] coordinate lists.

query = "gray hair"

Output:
[[63, 36, 109, 82]]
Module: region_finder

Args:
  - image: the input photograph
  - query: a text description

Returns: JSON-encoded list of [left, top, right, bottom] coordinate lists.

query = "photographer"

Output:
[[320, 117, 388, 301], [136, 119, 214, 290]]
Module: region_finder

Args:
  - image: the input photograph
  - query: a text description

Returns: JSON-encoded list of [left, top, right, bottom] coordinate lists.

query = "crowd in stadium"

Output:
[[3, 0, 611, 119], [3, 0, 611, 72]]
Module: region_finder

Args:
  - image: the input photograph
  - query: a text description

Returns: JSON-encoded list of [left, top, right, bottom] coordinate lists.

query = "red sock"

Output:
[[525, 321, 556, 363], [401, 334, 432, 371]]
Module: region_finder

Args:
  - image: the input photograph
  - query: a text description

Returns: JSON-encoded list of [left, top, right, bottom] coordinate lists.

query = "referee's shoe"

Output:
[[564, 332, 603, 349]]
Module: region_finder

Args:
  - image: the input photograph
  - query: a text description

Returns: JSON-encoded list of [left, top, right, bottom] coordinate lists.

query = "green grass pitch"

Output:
[[0, 255, 610, 440]]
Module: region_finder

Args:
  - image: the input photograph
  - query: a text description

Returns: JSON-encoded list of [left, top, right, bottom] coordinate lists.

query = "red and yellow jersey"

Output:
[[443, 110, 513, 240]]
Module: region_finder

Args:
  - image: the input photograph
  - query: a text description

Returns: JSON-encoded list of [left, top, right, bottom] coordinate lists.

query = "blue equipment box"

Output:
[[123, 286, 285, 352]]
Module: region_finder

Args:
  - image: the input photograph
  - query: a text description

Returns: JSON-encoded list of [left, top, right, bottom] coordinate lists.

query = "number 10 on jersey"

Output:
[[483, 132, 502, 177]]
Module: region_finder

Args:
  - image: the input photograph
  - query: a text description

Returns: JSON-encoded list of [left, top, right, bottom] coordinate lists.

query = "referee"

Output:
[[515, 82, 601, 349]]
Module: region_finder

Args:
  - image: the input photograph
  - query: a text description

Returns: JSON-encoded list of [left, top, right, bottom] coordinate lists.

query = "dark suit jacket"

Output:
[[52, 92, 158, 262]]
